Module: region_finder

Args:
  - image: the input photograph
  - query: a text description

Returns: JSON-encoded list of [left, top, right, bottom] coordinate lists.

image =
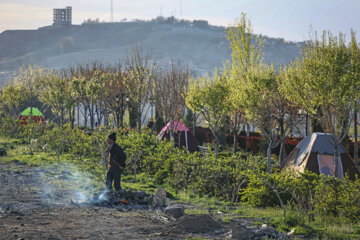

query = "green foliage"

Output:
[[186, 70, 232, 155], [313, 175, 360, 222], [186, 71, 231, 124], [0, 83, 25, 118], [243, 169, 360, 223], [269, 210, 306, 232], [225, 12, 263, 84], [0, 115, 22, 137], [279, 31, 360, 176], [69, 127, 94, 161], [241, 169, 290, 208]]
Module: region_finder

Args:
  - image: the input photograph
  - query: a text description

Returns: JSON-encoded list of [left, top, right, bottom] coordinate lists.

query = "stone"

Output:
[[175, 214, 221, 233], [152, 188, 167, 207], [232, 224, 255, 239], [165, 205, 185, 218]]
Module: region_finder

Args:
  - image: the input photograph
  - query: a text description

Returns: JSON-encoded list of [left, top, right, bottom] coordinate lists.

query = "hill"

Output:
[[0, 20, 303, 75]]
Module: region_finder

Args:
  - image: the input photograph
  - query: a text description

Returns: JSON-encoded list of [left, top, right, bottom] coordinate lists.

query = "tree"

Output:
[[70, 62, 105, 129], [86, 70, 107, 129], [243, 64, 281, 172], [13, 65, 44, 117], [186, 70, 231, 157], [226, 13, 263, 153], [125, 46, 155, 133], [102, 66, 128, 129], [0, 83, 25, 118], [280, 31, 357, 177], [153, 62, 190, 143], [70, 75, 88, 127], [348, 30, 360, 164], [39, 70, 75, 126]]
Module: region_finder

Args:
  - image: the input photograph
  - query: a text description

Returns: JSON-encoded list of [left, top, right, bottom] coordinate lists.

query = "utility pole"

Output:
[[180, 0, 182, 18], [111, 0, 113, 22]]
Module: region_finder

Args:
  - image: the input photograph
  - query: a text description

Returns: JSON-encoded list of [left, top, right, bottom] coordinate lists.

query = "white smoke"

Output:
[[34, 163, 101, 205]]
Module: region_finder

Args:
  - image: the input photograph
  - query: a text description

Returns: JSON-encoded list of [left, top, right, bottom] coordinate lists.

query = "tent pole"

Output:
[[185, 131, 189, 150]]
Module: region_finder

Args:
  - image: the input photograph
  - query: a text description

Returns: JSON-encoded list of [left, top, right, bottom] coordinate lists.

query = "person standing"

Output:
[[106, 132, 126, 191]]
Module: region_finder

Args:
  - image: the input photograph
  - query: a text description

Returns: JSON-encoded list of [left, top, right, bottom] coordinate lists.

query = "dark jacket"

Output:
[[109, 143, 126, 168]]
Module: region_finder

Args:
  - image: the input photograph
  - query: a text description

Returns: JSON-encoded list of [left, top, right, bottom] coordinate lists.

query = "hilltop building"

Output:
[[53, 6, 72, 26], [193, 20, 208, 28]]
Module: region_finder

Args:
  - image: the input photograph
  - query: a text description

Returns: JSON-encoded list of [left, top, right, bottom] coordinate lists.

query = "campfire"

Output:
[[70, 188, 167, 212]]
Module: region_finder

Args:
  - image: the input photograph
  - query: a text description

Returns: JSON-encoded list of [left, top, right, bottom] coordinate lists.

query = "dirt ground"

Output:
[[0, 161, 233, 240]]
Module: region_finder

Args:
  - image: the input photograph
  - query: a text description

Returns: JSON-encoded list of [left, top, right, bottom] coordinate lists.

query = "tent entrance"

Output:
[[317, 154, 344, 179]]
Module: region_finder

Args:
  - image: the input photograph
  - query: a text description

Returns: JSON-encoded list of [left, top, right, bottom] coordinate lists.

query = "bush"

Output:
[[313, 175, 360, 222], [269, 210, 312, 236], [2, 123, 360, 224], [241, 170, 291, 208]]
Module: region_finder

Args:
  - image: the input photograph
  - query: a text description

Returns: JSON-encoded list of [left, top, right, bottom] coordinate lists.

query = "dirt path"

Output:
[[0, 161, 231, 240]]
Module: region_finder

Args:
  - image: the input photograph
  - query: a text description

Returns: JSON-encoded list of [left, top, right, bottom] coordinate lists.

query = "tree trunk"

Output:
[[90, 104, 94, 129], [137, 108, 141, 134], [120, 109, 124, 129], [116, 109, 120, 129], [84, 107, 88, 128], [279, 117, 285, 165], [334, 143, 339, 178], [193, 114, 196, 137], [71, 107, 75, 129], [279, 137, 285, 166], [274, 189, 286, 217], [355, 111, 358, 165], [246, 123, 251, 151], [170, 127, 175, 145], [104, 113, 108, 127], [77, 104, 80, 127], [311, 112, 324, 132], [214, 134, 219, 159], [129, 104, 137, 129], [233, 130, 238, 154], [267, 144, 272, 173]]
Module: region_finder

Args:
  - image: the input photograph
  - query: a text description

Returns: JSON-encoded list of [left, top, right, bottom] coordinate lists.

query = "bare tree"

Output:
[[153, 62, 190, 142], [124, 46, 155, 133]]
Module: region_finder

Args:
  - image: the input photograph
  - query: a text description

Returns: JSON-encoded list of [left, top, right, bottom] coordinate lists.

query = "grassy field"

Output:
[[0, 135, 359, 239]]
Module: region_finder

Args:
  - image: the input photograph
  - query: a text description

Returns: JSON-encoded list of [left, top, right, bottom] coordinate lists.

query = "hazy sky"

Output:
[[0, 0, 359, 42]]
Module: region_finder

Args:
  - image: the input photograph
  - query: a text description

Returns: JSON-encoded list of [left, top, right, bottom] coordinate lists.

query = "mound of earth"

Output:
[[174, 214, 222, 233]]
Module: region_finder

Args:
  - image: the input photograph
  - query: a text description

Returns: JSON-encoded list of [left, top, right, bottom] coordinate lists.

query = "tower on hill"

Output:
[[53, 6, 72, 26]]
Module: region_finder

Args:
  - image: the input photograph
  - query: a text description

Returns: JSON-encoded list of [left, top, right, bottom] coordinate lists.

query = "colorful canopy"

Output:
[[18, 107, 45, 125], [159, 121, 189, 133], [20, 107, 43, 116], [157, 121, 199, 153]]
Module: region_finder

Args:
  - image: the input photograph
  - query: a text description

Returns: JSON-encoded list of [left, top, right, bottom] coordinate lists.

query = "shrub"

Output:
[[313, 175, 360, 222], [241, 170, 291, 208]]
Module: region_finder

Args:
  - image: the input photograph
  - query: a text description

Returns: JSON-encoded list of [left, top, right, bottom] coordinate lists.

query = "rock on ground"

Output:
[[174, 214, 222, 233], [165, 204, 185, 218]]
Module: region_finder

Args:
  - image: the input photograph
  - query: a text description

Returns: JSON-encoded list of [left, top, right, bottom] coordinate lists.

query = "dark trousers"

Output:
[[106, 166, 122, 191]]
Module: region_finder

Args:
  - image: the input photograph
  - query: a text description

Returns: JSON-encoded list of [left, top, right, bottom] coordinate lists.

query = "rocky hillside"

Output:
[[0, 20, 303, 75]]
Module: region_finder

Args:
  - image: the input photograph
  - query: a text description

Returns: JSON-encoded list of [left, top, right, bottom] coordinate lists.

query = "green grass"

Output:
[[1, 135, 360, 240], [184, 208, 209, 215]]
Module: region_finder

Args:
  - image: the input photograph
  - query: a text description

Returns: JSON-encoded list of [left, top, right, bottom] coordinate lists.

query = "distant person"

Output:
[[106, 132, 126, 191]]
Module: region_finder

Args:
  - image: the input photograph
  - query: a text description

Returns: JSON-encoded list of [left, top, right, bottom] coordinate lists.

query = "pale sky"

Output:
[[0, 0, 359, 42]]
